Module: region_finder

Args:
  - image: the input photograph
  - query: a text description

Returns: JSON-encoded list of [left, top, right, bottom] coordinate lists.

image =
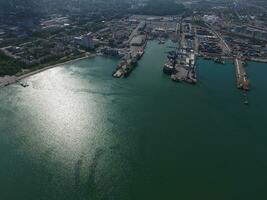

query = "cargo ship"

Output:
[[163, 61, 175, 75], [124, 57, 138, 78], [163, 51, 177, 75]]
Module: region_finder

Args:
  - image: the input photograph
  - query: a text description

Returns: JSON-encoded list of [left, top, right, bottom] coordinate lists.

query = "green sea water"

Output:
[[0, 40, 267, 200]]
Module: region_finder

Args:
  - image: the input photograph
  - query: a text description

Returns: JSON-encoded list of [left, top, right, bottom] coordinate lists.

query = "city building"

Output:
[[74, 32, 95, 49]]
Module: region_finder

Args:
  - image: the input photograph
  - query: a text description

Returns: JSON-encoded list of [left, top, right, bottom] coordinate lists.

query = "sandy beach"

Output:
[[0, 55, 94, 87], [0, 75, 17, 87]]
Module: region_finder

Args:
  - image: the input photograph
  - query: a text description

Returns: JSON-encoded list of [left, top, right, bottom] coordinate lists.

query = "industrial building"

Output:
[[130, 35, 146, 46]]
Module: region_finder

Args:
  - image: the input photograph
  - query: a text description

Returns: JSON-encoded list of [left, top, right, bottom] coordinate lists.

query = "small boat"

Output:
[[203, 55, 211, 60], [214, 57, 225, 64], [18, 81, 29, 88], [158, 39, 165, 45]]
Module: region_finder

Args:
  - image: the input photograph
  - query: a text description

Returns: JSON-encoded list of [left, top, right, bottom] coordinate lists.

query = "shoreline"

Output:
[[1, 40, 267, 88], [0, 54, 95, 87], [248, 57, 267, 63]]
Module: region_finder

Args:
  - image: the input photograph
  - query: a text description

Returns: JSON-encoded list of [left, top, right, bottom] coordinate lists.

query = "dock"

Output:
[[170, 52, 197, 84], [18, 81, 29, 88], [171, 65, 197, 84], [164, 49, 197, 84], [234, 57, 250, 91]]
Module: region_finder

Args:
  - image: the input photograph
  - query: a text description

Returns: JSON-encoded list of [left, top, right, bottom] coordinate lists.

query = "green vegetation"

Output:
[[0, 53, 23, 76], [0, 51, 86, 77], [136, 0, 186, 16], [0, 37, 32, 48]]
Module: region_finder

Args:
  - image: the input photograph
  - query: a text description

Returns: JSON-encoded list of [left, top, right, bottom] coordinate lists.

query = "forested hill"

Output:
[[0, 0, 133, 14], [0, 0, 186, 16], [135, 0, 186, 16], [0, 0, 44, 15]]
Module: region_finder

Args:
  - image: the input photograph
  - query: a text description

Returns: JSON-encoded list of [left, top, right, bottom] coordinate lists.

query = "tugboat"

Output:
[[243, 92, 249, 105]]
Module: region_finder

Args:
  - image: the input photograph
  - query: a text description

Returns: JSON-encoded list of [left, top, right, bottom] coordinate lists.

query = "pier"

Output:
[[112, 21, 147, 78], [234, 57, 250, 91], [170, 51, 197, 84]]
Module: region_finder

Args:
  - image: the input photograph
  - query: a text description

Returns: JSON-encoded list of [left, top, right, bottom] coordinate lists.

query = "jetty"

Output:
[[234, 57, 250, 91]]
